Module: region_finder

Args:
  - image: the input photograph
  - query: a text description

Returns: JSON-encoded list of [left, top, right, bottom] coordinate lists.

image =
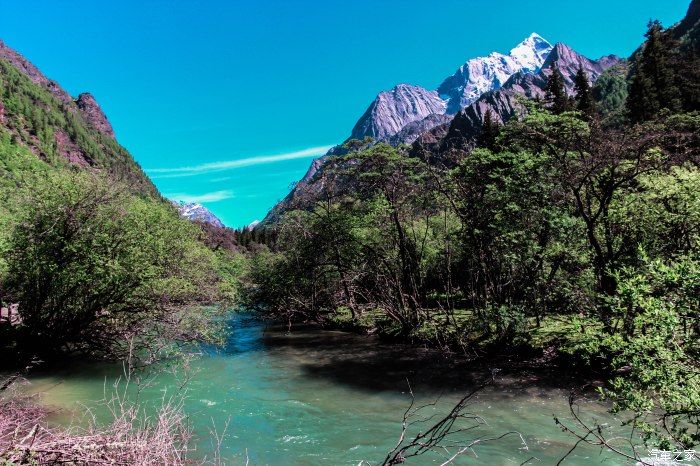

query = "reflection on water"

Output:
[[24, 315, 626, 465]]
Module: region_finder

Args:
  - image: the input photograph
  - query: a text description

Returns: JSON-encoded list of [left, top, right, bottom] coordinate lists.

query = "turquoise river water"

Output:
[[22, 316, 632, 465]]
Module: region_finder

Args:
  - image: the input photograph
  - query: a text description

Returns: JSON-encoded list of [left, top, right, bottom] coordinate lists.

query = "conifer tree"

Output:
[[627, 20, 681, 122], [544, 63, 569, 114], [573, 66, 596, 119], [627, 63, 656, 122]]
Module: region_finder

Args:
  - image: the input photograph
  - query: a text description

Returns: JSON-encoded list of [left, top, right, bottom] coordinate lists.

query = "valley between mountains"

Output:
[[1, 1, 699, 464]]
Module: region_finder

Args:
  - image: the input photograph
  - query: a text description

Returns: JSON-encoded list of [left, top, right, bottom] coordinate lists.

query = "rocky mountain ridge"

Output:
[[75, 92, 115, 137], [0, 39, 238, 228], [431, 43, 620, 147], [0, 40, 116, 140], [350, 84, 446, 140], [0, 39, 75, 107], [350, 33, 554, 144], [438, 33, 553, 113], [263, 39, 620, 224]]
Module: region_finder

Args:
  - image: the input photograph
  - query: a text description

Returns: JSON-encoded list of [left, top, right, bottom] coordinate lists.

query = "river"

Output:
[[23, 316, 625, 465]]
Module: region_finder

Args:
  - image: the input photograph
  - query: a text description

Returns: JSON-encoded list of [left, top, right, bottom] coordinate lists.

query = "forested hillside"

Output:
[[248, 0, 700, 453], [0, 42, 156, 195]]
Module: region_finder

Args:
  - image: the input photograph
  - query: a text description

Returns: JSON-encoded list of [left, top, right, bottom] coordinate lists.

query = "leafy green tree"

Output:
[[592, 64, 630, 124], [340, 145, 443, 332], [244, 203, 365, 323], [2, 171, 225, 359], [571, 254, 700, 449], [611, 165, 700, 258], [448, 144, 588, 336], [500, 106, 700, 322]]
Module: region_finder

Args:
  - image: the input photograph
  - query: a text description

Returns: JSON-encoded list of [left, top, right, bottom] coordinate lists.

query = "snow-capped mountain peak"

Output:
[[508, 32, 553, 71], [438, 33, 553, 113], [350, 34, 554, 141]]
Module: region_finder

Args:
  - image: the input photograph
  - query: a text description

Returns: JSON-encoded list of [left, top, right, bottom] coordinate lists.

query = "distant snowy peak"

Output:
[[350, 84, 447, 140], [173, 201, 225, 228], [438, 33, 553, 113]]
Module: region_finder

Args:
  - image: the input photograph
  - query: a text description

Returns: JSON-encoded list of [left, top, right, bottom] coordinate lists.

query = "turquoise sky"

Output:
[[0, 0, 691, 227]]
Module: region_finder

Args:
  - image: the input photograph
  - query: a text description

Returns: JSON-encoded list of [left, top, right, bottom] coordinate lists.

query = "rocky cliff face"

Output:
[[674, 0, 700, 38], [350, 84, 447, 140], [542, 43, 617, 88], [345, 34, 553, 148], [0, 39, 156, 195], [75, 92, 115, 138], [0, 39, 75, 107], [1, 40, 117, 140], [387, 113, 453, 146]]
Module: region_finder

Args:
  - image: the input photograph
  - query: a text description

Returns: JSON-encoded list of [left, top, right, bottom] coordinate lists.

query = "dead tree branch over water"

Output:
[[554, 392, 667, 466], [381, 379, 528, 465]]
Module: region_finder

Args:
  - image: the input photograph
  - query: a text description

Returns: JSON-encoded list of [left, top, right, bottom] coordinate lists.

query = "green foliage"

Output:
[[0, 57, 249, 362], [212, 249, 248, 304], [1, 170, 226, 359], [449, 145, 591, 336], [246, 145, 455, 333], [570, 255, 700, 448], [573, 66, 596, 120], [0, 132, 54, 281], [499, 102, 590, 153], [245, 100, 700, 451], [228, 10, 700, 451], [592, 64, 629, 122], [611, 165, 700, 257], [626, 19, 700, 122]]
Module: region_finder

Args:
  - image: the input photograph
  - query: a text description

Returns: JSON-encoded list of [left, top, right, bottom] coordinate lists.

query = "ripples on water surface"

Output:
[[25, 316, 626, 465]]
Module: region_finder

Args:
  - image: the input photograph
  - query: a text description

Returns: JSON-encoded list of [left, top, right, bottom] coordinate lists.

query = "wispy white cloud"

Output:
[[169, 190, 234, 204], [148, 145, 333, 179]]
